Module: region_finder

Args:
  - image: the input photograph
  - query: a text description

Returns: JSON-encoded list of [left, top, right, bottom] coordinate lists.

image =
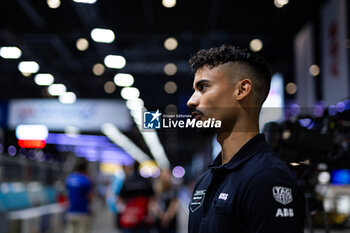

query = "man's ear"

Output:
[[235, 79, 252, 100]]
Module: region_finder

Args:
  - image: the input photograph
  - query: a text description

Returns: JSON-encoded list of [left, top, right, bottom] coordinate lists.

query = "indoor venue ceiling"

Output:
[[0, 0, 327, 166]]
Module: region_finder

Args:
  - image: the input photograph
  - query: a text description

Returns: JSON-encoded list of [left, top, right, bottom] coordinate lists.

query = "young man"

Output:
[[187, 45, 305, 233], [65, 160, 93, 233]]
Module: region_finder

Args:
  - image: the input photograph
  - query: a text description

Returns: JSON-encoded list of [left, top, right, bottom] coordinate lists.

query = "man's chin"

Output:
[[196, 126, 217, 135], [194, 118, 218, 135]]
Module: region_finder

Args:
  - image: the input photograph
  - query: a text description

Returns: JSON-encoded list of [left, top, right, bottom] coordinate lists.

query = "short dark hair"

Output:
[[75, 161, 88, 173], [189, 44, 271, 105]]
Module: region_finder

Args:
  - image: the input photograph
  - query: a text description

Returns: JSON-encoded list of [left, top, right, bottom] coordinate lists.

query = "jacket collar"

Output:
[[209, 134, 268, 172]]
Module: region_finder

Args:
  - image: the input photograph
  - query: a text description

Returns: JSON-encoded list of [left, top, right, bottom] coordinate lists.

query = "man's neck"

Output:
[[217, 130, 259, 165]]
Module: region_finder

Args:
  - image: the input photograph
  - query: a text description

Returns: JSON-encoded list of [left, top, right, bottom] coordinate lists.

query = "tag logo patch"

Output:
[[272, 186, 293, 205], [190, 190, 206, 213], [218, 193, 228, 200]]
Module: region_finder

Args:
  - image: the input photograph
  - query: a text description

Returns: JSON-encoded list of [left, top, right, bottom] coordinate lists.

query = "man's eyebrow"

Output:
[[193, 79, 210, 90]]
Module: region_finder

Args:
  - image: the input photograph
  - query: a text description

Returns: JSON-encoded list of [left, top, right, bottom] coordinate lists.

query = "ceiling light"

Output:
[[114, 73, 134, 87], [163, 63, 177, 76], [130, 108, 143, 127], [0, 47, 22, 59], [104, 81, 116, 94], [140, 161, 160, 178], [127, 105, 171, 169], [121, 87, 140, 100], [73, 0, 97, 4], [172, 166, 185, 178], [101, 123, 151, 163], [76, 38, 89, 51], [164, 37, 178, 50], [309, 64, 320, 77], [285, 82, 297, 95], [91, 28, 115, 43], [59, 92, 77, 104], [318, 171, 330, 184], [274, 0, 289, 8], [8, 146, 16, 156], [16, 124, 49, 140], [104, 55, 126, 69], [47, 0, 61, 8], [139, 132, 170, 169], [249, 39, 263, 52], [21, 72, 31, 77], [164, 81, 177, 94], [48, 83, 66, 96], [162, 0, 176, 8], [165, 104, 177, 115], [34, 73, 54, 86], [18, 61, 39, 73], [92, 63, 105, 76], [126, 98, 144, 110]]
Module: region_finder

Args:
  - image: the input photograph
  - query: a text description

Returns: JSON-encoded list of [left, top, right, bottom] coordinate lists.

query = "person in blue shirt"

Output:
[[186, 44, 305, 233], [65, 160, 93, 233]]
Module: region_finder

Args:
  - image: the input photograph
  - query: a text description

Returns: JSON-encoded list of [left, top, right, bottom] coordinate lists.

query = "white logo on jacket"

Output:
[[190, 190, 206, 213], [276, 208, 294, 217], [218, 193, 228, 200], [272, 186, 293, 205]]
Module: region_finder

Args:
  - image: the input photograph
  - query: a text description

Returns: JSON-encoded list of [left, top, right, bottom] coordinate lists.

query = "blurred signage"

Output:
[[47, 133, 134, 164], [259, 73, 284, 131], [294, 23, 316, 108], [321, 0, 349, 105], [18, 140, 46, 149], [8, 99, 131, 131], [16, 124, 49, 149]]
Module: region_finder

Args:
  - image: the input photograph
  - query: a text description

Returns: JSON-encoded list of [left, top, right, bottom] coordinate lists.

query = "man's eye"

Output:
[[201, 84, 208, 91]]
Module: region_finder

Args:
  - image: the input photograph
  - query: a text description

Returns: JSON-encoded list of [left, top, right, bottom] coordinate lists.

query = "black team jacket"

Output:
[[188, 134, 305, 233]]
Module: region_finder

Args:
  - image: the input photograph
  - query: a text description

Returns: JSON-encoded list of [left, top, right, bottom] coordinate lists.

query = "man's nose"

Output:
[[187, 93, 199, 108]]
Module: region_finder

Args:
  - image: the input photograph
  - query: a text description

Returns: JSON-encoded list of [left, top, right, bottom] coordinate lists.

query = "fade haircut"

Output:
[[189, 44, 271, 106]]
